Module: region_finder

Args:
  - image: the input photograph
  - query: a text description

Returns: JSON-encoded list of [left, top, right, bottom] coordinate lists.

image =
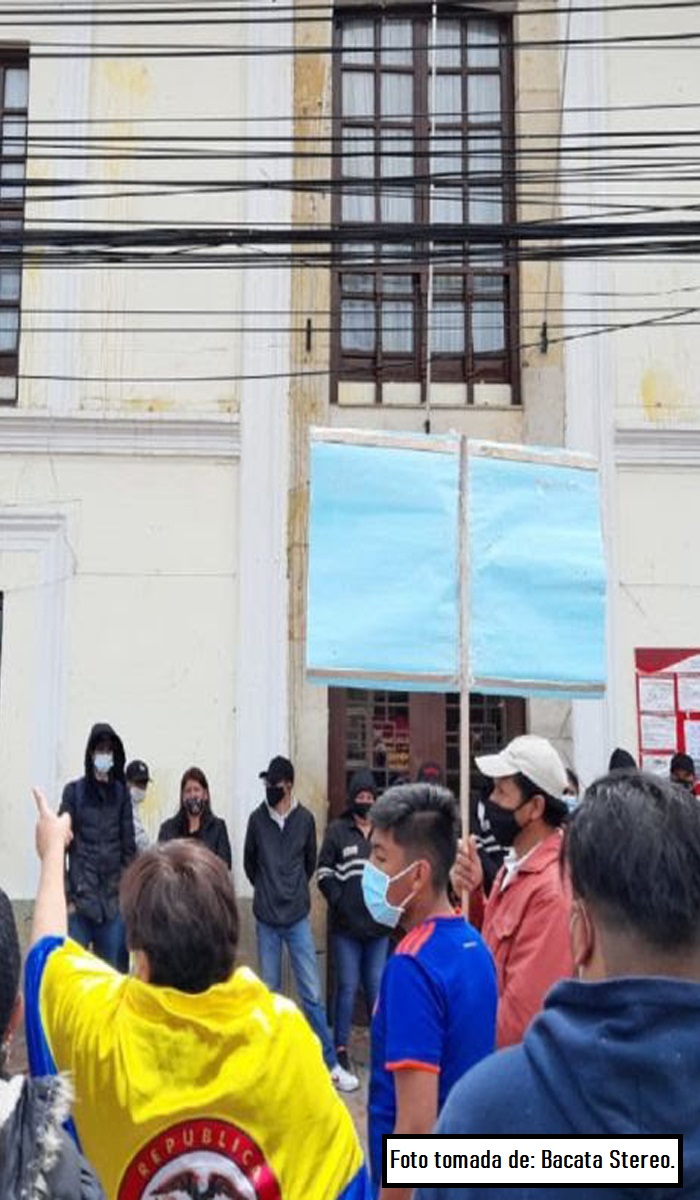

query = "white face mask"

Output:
[[93, 752, 114, 774], [129, 785, 147, 805]]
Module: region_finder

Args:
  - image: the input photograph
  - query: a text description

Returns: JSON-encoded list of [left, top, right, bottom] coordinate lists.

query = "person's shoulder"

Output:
[[296, 803, 316, 826], [158, 815, 179, 839], [437, 1044, 541, 1134]]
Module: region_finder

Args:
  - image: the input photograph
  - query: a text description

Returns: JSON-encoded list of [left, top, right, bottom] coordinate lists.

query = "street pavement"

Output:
[[340, 1025, 370, 1152]]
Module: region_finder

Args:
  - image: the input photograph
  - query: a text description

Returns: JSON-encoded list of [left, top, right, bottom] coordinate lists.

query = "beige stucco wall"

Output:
[[0, 450, 238, 899], [287, 0, 571, 839]]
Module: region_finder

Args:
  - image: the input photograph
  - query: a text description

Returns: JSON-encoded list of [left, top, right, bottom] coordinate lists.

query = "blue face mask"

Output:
[[361, 860, 416, 929]]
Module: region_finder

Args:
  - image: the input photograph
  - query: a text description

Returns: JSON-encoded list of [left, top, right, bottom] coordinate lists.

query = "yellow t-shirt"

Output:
[[26, 937, 368, 1200]]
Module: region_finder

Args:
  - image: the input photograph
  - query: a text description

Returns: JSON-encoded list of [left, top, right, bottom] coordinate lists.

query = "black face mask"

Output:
[[184, 797, 204, 817], [266, 783, 285, 807], [484, 798, 527, 849], [350, 801, 373, 818]]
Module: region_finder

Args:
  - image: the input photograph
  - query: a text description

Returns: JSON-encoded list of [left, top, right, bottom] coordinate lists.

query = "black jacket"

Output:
[[0, 1074, 105, 1200], [243, 802, 316, 927], [59, 723, 136, 923], [317, 810, 390, 940], [158, 809, 232, 867]]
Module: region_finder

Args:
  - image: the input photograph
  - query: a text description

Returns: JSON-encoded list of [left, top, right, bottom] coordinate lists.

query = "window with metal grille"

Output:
[[0, 54, 28, 405], [332, 10, 516, 397]]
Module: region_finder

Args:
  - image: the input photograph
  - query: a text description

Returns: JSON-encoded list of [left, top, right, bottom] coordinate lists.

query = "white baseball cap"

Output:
[[475, 735, 568, 800]]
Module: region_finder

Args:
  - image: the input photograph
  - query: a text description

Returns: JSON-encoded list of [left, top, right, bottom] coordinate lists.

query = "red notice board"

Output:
[[636, 648, 700, 776]]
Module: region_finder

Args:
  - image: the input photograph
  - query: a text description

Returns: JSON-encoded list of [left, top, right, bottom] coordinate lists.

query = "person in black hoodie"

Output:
[[158, 766, 232, 867], [59, 722, 135, 968], [317, 768, 390, 1074], [416, 768, 700, 1200]]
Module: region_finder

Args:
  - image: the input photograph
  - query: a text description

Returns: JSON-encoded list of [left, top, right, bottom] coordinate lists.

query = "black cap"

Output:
[[125, 759, 150, 784], [259, 755, 295, 785], [671, 752, 695, 776]]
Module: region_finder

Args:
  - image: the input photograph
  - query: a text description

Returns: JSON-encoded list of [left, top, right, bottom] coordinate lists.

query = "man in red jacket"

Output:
[[455, 735, 573, 1047]]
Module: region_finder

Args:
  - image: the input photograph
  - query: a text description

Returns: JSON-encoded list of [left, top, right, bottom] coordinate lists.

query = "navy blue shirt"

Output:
[[415, 976, 700, 1200]]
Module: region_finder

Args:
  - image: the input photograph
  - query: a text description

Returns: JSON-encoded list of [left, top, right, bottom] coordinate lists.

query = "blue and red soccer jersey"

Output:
[[368, 914, 497, 1188]]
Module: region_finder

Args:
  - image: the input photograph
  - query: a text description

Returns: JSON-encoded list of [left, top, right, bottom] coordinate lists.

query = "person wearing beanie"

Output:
[[0, 887, 105, 1200], [608, 747, 637, 772], [317, 769, 391, 1076], [670, 752, 697, 793]]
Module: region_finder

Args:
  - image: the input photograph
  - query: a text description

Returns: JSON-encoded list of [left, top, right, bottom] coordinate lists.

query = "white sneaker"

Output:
[[330, 1063, 360, 1093]]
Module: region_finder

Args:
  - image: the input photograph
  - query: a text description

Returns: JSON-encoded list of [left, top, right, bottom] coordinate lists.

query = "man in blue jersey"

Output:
[[362, 783, 497, 1199]]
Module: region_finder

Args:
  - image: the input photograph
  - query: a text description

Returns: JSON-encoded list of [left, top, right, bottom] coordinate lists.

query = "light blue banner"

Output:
[[468, 451, 606, 696], [307, 437, 460, 689], [306, 434, 606, 698]]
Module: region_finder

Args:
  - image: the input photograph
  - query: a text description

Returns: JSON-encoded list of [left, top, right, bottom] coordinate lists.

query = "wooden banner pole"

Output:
[[459, 435, 471, 917]]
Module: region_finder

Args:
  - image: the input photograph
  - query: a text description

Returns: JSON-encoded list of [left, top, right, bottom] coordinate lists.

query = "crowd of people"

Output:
[[1, 720, 699, 1199]]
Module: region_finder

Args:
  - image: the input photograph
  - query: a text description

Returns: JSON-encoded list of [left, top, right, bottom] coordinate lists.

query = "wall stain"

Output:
[[641, 366, 683, 422]]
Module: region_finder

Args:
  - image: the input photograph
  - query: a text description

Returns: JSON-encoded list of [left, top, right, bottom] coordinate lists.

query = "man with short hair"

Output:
[[244, 755, 359, 1092], [671, 751, 696, 792], [25, 790, 371, 1200], [416, 769, 700, 1200], [454, 734, 572, 1046], [364, 783, 497, 1200]]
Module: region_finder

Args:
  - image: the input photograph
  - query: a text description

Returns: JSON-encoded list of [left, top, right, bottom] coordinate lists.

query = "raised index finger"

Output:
[[32, 786, 51, 816]]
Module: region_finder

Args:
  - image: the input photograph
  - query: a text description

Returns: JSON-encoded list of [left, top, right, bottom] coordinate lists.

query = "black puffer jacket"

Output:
[[0, 1074, 105, 1200], [59, 723, 136, 923]]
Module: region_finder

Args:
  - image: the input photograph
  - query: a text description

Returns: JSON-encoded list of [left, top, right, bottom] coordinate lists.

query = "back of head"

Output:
[[608, 747, 637, 772], [369, 782, 458, 890], [120, 841, 238, 992], [416, 761, 444, 786], [0, 889, 20, 1074], [566, 770, 700, 952]]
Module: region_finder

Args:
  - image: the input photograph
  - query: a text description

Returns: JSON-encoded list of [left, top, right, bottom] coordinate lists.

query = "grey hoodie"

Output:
[[0, 1074, 105, 1200]]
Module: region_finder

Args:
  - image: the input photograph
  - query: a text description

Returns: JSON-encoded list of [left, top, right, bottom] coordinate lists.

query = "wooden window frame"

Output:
[[0, 48, 29, 406], [331, 8, 519, 403]]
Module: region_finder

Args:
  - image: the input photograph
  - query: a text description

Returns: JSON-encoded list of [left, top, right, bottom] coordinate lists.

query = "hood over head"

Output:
[[347, 768, 377, 805], [84, 723, 126, 783], [526, 976, 700, 1199]]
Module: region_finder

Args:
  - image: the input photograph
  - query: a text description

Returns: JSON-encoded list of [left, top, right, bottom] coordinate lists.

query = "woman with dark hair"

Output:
[[0, 887, 105, 1199], [157, 767, 232, 868]]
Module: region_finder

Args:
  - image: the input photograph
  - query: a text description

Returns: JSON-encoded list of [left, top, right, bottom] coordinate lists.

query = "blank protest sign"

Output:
[[306, 430, 606, 700], [306, 432, 460, 690], [468, 444, 606, 697]]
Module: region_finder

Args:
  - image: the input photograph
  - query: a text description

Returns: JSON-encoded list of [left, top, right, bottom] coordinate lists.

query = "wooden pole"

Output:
[[459, 435, 471, 917]]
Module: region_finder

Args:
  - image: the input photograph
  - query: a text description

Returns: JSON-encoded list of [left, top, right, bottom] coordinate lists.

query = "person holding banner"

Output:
[[415, 769, 700, 1200], [453, 735, 573, 1047], [25, 789, 372, 1200], [364, 783, 496, 1200]]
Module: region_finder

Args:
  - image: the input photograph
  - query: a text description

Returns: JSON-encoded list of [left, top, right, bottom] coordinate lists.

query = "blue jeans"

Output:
[[256, 917, 337, 1069], [332, 933, 389, 1051], [68, 911, 124, 970]]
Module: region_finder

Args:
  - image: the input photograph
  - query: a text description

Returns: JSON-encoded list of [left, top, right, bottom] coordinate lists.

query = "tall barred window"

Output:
[[332, 11, 516, 396], [0, 54, 28, 405]]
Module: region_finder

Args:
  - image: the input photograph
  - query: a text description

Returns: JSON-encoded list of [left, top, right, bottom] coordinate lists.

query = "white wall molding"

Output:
[[0, 508, 73, 889], [0, 412, 240, 459], [560, 0, 618, 782], [616, 426, 700, 468]]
